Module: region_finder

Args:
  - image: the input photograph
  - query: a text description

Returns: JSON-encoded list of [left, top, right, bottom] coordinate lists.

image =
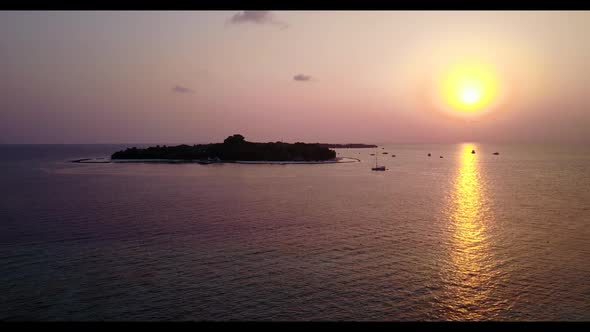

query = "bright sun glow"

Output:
[[439, 61, 499, 114], [460, 86, 481, 105]]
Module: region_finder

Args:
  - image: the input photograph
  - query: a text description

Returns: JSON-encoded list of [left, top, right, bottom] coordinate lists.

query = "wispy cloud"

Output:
[[172, 85, 194, 94], [229, 11, 288, 29], [293, 74, 313, 82]]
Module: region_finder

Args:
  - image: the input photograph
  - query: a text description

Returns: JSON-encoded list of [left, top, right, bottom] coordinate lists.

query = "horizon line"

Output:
[[1, 141, 589, 146]]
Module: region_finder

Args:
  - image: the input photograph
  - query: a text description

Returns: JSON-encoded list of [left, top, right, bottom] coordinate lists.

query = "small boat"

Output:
[[428, 153, 431, 157], [440, 156, 443, 158], [471, 149, 476, 154], [382, 152, 388, 154], [493, 152, 500, 155], [392, 155, 396, 157], [198, 157, 222, 164], [371, 149, 386, 171]]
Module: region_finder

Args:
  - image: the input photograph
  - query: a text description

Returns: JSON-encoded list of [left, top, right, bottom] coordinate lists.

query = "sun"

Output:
[[438, 61, 499, 114], [459, 86, 481, 105]]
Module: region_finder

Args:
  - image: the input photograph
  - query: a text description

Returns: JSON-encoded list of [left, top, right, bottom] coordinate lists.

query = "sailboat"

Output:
[[371, 149, 386, 171]]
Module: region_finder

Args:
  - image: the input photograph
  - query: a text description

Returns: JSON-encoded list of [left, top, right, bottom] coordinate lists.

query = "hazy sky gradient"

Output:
[[1, 11, 589, 144]]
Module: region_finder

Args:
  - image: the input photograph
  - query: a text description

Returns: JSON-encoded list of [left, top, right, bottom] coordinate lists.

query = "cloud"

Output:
[[293, 74, 313, 82], [172, 85, 194, 94], [229, 11, 288, 29]]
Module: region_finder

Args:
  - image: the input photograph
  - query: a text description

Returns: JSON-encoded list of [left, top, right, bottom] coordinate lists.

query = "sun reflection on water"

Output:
[[437, 143, 502, 320]]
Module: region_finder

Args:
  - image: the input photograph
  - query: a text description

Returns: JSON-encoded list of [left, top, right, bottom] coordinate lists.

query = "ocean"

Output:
[[1, 143, 589, 320]]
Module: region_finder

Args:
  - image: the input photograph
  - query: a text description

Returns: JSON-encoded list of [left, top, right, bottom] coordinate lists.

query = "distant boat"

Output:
[[371, 149, 386, 171], [428, 153, 431, 157], [198, 157, 221, 164], [392, 154, 396, 157], [471, 149, 476, 154], [493, 152, 500, 155], [370, 153, 375, 156], [382, 152, 388, 154], [440, 156, 443, 158]]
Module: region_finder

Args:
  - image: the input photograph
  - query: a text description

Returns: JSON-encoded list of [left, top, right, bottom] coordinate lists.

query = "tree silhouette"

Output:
[[223, 134, 245, 145], [111, 134, 336, 162]]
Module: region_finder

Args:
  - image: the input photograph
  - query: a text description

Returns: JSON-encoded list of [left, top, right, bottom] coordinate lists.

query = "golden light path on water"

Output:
[[437, 143, 507, 320]]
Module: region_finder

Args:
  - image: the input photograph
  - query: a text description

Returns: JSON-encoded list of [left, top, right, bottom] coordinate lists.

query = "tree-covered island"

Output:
[[111, 134, 339, 162]]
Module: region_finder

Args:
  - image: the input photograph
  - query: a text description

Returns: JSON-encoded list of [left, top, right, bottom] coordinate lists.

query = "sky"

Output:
[[1, 11, 589, 144]]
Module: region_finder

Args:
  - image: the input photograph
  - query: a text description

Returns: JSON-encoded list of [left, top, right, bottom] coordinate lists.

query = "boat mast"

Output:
[[375, 148, 378, 168]]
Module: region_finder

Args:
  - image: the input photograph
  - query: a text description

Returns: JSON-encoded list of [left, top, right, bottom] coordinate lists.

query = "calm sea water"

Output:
[[1, 143, 589, 321]]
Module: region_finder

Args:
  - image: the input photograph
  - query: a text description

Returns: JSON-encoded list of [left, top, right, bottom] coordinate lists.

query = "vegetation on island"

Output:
[[111, 134, 337, 162]]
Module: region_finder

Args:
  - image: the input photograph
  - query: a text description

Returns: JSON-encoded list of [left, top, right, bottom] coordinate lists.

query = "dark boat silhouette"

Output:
[[471, 149, 476, 154], [371, 149, 386, 171], [493, 152, 500, 155], [392, 154, 396, 157], [428, 153, 431, 157], [440, 156, 443, 158]]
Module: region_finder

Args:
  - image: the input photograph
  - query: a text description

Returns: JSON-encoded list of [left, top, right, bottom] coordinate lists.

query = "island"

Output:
[[111, 134, 339, 162]]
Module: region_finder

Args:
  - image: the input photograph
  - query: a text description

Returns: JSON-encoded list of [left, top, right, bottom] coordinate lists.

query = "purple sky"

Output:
[[0, 11, 589, 144]]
